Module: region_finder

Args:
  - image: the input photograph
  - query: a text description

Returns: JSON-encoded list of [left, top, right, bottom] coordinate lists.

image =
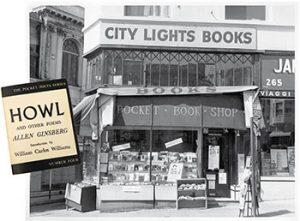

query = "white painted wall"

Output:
[[83, 5, 295, 54], [84, 5, 295, 26]]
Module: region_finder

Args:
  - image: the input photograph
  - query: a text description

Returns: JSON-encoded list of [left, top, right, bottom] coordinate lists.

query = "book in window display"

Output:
[[1, 79, 80, 174]]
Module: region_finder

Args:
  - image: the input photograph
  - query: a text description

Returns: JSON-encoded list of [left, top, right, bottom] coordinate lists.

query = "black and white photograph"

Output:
[[22, 2, 298, 219]]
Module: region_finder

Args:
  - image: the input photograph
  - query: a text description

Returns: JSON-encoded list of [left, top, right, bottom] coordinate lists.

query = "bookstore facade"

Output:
[[78, 18, 295, 208]]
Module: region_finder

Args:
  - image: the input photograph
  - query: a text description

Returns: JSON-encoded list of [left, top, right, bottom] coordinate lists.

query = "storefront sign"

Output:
[[261, 55, 295, 91], [167, 163, 184, 182], [218, 172, 227, 184], [165, 138, 183, 148], [100, 22, 256, 50], [112, 143, 131, 151], [208, 145, 220, 170], [259, 89, 294, 98], [115, 95, 245, 129]]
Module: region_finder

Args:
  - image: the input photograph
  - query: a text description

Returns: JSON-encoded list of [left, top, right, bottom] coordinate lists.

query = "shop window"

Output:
[[90, 50, 254, 88], [124, 6, 169, 17], [100, 130, 198, 184], [225, 6, 266, 20], [260, 98, 295, 177], [123, 60, 143, 86], [106, 130, 151, 184], [62, 39, 79, 86], [82, 138, 98, 185]]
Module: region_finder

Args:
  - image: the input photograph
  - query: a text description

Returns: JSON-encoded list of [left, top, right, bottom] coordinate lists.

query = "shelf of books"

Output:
[[176, 178, 207, 209]]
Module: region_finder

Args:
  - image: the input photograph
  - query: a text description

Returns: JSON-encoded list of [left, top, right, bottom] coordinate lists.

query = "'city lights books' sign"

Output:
[[1, 79, 80, 174], [100, 22, 256, 50]]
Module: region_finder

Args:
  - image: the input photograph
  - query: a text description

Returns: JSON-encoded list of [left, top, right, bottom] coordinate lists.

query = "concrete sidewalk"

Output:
[[30, 198, 295, 218]]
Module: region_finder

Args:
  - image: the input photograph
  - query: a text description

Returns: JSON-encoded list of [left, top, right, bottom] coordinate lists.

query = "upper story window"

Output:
[[124, 6, 169, 17], [225, 6, 266, 20], [87, 50, 254, 88], [62, 39, 79, 86]]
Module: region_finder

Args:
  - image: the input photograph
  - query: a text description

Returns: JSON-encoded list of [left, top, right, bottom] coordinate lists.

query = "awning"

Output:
[[73, 86, 264, 137], [73, 93, 98, 120], [96, 86, 258, 96]]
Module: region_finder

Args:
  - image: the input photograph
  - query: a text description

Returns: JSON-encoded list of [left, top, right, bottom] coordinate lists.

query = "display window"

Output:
[[98, 130, 198, 185], [260, 98, 295, 177]]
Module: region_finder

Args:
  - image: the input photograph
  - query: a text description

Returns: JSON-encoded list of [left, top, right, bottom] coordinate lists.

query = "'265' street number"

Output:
[[266, 79, 282, 87]]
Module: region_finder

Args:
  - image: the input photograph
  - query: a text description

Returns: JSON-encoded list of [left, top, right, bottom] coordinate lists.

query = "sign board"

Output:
[[219, 172, 227, 184], [165, 138, 183, 148], [167, 163, 184, 182], [115, 94, 245, 129], [100, 22, 257, 50], [261, 55, 295, 92], [112, 143, 131, 151], [208, 145, 220, 170]]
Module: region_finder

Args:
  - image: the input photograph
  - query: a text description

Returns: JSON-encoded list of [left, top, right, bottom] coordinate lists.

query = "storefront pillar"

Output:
[[197, 129, 203, 178]]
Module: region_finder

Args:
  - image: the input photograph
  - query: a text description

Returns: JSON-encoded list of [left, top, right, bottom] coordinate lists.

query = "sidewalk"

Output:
[[30, 198, 295, 218]]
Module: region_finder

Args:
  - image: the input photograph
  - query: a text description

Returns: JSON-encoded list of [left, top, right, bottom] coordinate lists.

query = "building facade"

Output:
[[82, 5, 295, 210], [29, 6, 85, 196]]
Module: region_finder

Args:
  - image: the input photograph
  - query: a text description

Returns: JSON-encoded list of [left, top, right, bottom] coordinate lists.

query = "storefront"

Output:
[[258, 53, 295, 200], [73, 85, 261, 211], [77, 18, 294, 210]]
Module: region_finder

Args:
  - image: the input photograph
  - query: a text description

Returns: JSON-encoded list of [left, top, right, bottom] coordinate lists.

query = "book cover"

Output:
[[1, 79, 80, 174]]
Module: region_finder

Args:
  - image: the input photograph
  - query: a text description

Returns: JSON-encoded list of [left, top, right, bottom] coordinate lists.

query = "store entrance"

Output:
[[202, 129, 232, 198]]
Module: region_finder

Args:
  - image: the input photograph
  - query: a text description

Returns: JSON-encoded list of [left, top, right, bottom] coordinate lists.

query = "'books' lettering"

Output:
[[9, 102, 64, 123]]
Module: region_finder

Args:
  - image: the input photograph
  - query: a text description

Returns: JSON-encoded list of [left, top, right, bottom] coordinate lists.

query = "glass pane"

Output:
[[243, 66, 252, 85], [152, 130, 198, 183], [246, 6, 265, 20], [170, 64, 179, 86], [107, 130, 151, 184], [188, 63, 197, 86], [145, 64, 151, 86], [180, 64, 188, 86], [123, 60, 142, 86], [205, 64, 216, 86], [216, 70, 225, 86], [225, 68, 233, 86], [260, 98, 295, 177], [197, 63, 206, 86], [225, 6, 247, 20], [124, 6, 145, 16], [234, 67, 243, 86], [160, 64, 169, 86], [151, 63, 160, 86]]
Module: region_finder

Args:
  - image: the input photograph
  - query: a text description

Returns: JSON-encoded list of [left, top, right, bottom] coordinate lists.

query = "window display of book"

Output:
[[106, 151, 198, 184]]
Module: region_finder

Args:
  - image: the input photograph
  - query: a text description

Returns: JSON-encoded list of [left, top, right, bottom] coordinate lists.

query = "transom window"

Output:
[[62, 39, 79, 86], [87, 50, 254, 88]]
